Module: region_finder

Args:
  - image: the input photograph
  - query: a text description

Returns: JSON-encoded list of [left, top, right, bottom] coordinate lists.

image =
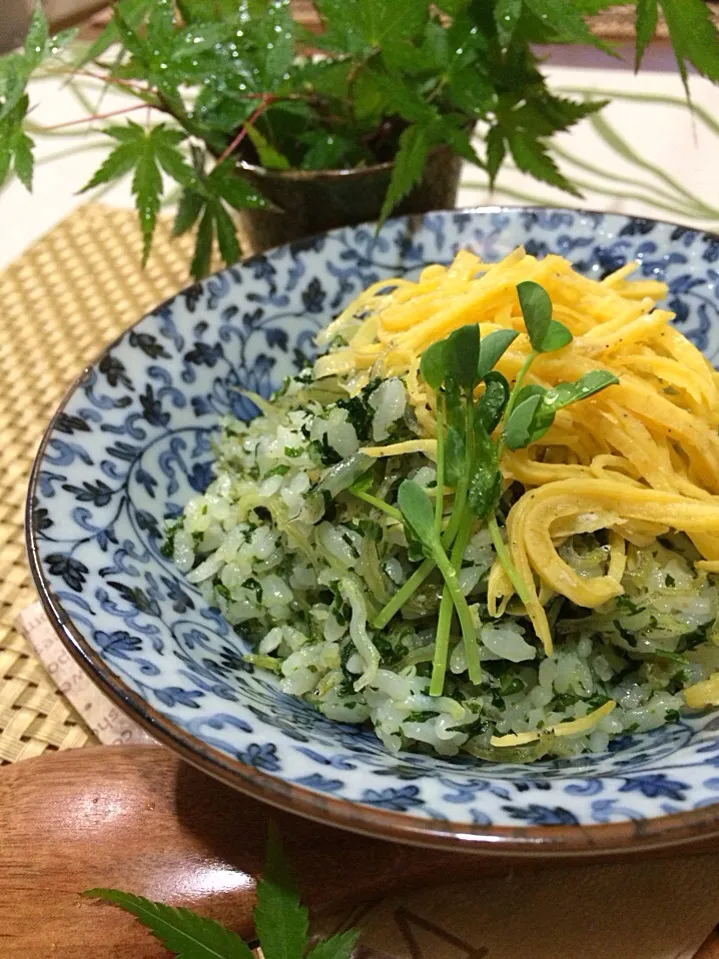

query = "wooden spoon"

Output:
[[1, 744, 717, 959]]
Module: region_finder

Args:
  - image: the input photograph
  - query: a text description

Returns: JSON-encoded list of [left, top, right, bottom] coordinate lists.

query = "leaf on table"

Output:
[[81, 888, 255, 958], [253, 823, 310, 959], [306, 930, 361, 959]]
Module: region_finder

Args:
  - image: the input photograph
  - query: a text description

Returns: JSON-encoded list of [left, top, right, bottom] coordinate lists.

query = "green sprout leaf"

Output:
[[420, 339, 449, 391], [517, 281, 572, 353], [504, 391, 543, 450], [540, 319, 573, 353], [505, 369, 618, 449], [398, 479, 437, 551], [467, 419, 501, 520], [517, 280, 552, 351], [443, 425, 466, 488], [545, 369, 620, 410], [475, 371, 510, 434], [477, 328, 518, 381], [445, 324, 480, 392]]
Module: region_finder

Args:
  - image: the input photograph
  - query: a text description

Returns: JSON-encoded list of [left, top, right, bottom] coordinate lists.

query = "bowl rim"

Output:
[[25, 205, 719, 856]]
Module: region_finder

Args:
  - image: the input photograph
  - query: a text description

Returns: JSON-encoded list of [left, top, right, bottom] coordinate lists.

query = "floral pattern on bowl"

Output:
[[27, 208, 719, 852]]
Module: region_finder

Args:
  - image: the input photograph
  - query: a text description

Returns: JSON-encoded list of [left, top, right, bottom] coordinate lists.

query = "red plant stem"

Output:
[[43, 102, 150, 131], [213, 95, 275, 167], [70, 68, 152, 94]]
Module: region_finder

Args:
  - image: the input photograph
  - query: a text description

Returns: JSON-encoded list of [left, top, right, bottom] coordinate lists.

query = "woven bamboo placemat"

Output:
[[0, 203, 203, 763]]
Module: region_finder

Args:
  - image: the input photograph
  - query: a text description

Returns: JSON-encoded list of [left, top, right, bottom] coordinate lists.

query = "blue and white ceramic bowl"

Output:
[[27, 208, 719, 854]]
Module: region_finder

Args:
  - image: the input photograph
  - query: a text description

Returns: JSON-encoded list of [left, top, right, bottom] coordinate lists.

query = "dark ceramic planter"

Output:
[[235, 145, 463, 252]]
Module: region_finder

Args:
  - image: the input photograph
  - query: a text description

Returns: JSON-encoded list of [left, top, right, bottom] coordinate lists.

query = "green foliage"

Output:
[[392, 281, 618, 693], [81, 889, 255, 958], [517, 280, 572, 353], [253, 822, 309, 959], [419, 339, 448, 391], [83, 827, 358, 959], [398, 479, 437, 551], [477, 329, 518, 381], [4, 1, 719, 276], [82, 123, 192, 264]]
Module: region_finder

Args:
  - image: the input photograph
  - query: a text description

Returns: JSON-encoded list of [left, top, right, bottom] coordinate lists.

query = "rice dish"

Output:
[[166, 248, 719, 762]]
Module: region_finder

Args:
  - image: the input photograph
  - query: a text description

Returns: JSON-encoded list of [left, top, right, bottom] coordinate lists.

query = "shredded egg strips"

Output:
[[313, 246, 719, 720]]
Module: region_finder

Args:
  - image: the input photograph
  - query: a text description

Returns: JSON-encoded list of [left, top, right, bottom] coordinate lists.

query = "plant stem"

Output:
[[434, 397, 445, 538], [214, 96, 274, 167], [350, 489, 402, 522], [372, 556, 434, 630], [373, 398, 469, 629], [430, 519, 479, 696], [487, 511, 531, 606], [431, 539, 481, 689], [42, 102, 149, 131]]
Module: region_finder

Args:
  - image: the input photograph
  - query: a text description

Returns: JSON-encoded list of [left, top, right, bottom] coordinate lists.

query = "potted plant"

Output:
[[2, 0, 719, 278]]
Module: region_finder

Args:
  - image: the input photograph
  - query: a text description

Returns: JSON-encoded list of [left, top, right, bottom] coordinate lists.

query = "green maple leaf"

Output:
[[82, 889, 254, 958], [522, 0, 615, 52], [172, 154, 269, 279], [82, 122, 194, 265], [660, 0, 719, 88], [634, 0, 659, 69], [75, 0, 153, 66], [253, 823, 309, 959], [507, 131, 580, 196], [379, 123, 430, 224], [494, 0, 523, 46], [305, 930, 360, 959], [0, 94, 34, 189], [485, 125, 507, 187], [83, 826, 360, 959], [315, 0, 429, 53]]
